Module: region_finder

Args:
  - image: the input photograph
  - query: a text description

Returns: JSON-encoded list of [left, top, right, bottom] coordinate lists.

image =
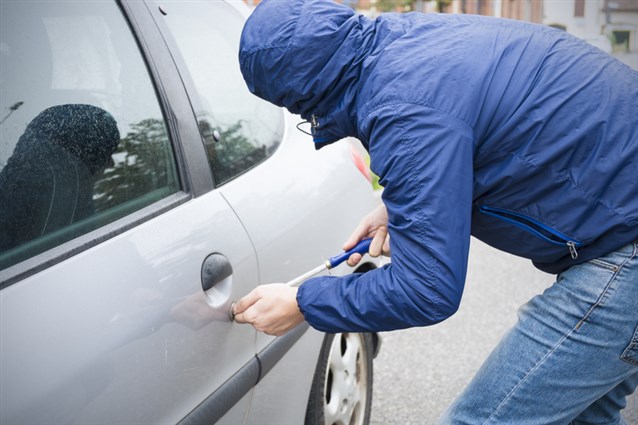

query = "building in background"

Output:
[[542, 0, 637, 69]]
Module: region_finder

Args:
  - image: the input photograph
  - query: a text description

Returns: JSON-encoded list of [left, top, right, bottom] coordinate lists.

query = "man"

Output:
[[233, 0, 638, 423]]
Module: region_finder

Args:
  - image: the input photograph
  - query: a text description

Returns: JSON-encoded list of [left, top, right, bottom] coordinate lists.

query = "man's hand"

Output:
[[233, 284, 304, 336], [343, 203, 391, 267]]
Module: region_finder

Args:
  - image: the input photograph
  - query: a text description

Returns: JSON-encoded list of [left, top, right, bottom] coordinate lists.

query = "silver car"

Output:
[[0, 1, 381, 424]]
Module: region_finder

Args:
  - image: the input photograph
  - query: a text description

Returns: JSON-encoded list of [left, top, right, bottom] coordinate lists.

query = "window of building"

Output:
[[574, 0, 585, 17], [0, 1, 179, 270], [612, 30, 631, 52], [153, 1, 284, 186]]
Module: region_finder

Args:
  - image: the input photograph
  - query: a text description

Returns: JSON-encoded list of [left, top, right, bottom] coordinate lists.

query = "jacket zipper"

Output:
[[479, 206, 582, 259]]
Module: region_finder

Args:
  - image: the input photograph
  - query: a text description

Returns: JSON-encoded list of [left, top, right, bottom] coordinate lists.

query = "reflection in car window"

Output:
[[0, 2, 179, 270], [154, 1, 284, 186]]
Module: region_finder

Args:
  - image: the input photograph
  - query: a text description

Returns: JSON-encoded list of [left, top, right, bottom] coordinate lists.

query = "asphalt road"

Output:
[[369, 237, 638, 424]]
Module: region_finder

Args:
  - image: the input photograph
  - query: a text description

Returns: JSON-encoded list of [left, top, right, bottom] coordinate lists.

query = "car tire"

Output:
[[305, 332, 374, 425]]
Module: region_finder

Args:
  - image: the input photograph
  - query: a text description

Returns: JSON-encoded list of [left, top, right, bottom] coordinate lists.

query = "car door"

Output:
[[0, 1, 258, 423]]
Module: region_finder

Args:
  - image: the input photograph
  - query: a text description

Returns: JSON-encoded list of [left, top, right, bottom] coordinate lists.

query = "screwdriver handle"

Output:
[[327, 238, 373, 269]]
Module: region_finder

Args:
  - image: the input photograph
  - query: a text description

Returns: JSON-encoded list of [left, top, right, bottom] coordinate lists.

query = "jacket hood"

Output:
[[239, 0, 369, 148]]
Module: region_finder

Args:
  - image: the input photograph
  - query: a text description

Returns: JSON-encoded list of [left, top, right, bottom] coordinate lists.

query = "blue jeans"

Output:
[[440, 241, 638, 424]]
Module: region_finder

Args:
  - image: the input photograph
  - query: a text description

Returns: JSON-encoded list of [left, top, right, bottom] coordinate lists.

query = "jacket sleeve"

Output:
[[297, 103, 475, 332]]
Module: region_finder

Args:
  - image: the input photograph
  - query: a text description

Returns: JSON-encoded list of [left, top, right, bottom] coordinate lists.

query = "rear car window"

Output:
[[0, 1, 179, 270], [152, 1, 284, 186]]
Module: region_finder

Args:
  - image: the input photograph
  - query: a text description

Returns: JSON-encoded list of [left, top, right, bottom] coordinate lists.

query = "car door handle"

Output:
[[201, 253, 233, 292]]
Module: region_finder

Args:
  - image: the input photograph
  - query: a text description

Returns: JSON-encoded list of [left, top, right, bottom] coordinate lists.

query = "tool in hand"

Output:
[[285, 237, 373, 287], [229, 238, 372, 321]]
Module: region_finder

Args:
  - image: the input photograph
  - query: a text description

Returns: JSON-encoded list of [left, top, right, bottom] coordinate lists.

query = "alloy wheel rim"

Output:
[[324, 333, 369, 425]]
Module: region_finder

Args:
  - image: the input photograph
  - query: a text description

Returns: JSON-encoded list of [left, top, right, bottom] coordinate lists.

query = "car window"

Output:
[[152, 1, 284, 186], [0, 1, 179, 270]]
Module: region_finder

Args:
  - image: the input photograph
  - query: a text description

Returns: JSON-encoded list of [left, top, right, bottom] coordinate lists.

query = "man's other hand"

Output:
[[343, 203, 391, 267]]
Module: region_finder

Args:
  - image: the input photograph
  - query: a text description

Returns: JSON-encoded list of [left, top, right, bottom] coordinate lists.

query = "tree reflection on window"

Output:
[[198, 119, 270, 185], [94, 118, 177, 211]]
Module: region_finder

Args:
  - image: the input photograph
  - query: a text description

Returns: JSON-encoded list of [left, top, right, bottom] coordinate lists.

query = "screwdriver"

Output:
[[229, 238, 372, 321], [285, 237, 373, 287]]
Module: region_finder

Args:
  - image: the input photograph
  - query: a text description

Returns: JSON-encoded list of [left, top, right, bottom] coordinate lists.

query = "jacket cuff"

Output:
[[296, 284, 307, 317]]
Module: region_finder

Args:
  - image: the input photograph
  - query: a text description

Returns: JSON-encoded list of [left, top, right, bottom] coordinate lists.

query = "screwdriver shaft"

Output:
[[285, 262, 329, 287]]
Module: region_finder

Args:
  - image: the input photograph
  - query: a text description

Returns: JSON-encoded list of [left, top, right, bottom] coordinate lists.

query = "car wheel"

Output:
[[305, 332, 374, 425]]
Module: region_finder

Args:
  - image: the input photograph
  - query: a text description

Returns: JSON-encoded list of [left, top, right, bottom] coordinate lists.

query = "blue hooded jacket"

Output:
[[240, 0, 638, 333]]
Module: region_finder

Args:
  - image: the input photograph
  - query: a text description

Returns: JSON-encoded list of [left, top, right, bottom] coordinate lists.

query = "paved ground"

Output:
[[369, 238, 638, 424]]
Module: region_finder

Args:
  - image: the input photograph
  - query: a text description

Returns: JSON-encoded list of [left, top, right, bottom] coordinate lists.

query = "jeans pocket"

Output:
[[621, 324, 638, 366], [588, 258, 621, 272]]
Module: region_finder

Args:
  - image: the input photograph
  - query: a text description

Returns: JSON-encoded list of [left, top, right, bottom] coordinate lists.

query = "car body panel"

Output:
[[246, 326, 325, 425], [1, 192, 258, 423]]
